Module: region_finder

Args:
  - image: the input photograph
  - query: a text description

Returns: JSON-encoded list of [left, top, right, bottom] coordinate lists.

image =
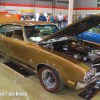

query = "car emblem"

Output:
[[29, 59, 33, 63]]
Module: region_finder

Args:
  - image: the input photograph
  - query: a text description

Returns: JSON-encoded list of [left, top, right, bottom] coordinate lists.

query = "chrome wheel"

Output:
[[41, 69, 56, 89]]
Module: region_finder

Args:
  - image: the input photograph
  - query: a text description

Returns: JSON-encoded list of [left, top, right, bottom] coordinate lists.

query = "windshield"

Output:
[[25, 25, 59, 42]]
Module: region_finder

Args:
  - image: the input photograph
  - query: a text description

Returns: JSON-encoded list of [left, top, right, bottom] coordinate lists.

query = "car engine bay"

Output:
[[42, 38, 100, 69]]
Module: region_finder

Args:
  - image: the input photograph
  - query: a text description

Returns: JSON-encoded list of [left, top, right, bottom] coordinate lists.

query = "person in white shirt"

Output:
[[57, 13, 63, 27]]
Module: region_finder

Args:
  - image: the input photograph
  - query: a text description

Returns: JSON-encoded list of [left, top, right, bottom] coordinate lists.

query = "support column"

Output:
[[68, 0, 74, 25], [53, 0, 56, 16], [2, 0, 4, 11]]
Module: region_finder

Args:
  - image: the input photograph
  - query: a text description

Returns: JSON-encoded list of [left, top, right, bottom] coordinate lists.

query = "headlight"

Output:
[[84, 68, 96, 81]]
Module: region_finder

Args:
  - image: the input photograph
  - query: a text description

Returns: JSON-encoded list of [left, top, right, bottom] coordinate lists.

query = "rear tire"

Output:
[[39, 66, 64, 93]]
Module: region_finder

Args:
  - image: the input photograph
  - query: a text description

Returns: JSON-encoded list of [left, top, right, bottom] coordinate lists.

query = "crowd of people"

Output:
[[38, 11, 68, 27], [20, 14, 34, 21], [38, 11, 82, 28], [20, 11, 82, 28]]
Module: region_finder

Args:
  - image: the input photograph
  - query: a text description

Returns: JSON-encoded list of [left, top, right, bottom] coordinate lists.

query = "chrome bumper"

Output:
[[75, 72, 100, 90]]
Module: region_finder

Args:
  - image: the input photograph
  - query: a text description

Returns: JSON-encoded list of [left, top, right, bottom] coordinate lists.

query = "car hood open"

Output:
[[40, 14, 100, 42]]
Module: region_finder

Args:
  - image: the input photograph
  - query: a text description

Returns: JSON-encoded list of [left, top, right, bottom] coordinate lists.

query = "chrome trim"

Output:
[[84, 68, 96, 81], [75, 72, 100, 90], [92, 63, 100, 66], [0, 53, 37, 74], [41, 69, 56, 89]]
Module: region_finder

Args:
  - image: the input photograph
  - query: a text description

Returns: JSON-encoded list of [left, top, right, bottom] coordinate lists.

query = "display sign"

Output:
[[5, 10, 17, 14], [20, 10, 34, 15]]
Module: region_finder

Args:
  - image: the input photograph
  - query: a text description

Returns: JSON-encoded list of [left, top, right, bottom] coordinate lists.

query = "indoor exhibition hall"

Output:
[[0, 0, 100, 100]]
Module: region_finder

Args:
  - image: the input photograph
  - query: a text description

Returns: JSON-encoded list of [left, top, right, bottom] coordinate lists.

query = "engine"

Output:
[[63, 42, 93, 62], [42, 40, 100, 65], [41, 39, 100, 72]]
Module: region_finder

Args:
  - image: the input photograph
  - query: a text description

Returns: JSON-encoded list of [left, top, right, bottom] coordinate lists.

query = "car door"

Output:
[[8, 38, 27, 63], [0, 24, 27, 64], [0, 25, 10, 55]]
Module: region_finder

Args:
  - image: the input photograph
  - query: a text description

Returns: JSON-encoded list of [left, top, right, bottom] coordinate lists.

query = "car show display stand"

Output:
[[3, 61, 34, 77], [78, 86, 100, 100]]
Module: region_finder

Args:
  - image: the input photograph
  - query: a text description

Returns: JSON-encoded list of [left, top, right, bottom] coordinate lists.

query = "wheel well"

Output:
[[37, 63, 64, 87], [37, 64, 46, 73], [37, 64, 61, 79]]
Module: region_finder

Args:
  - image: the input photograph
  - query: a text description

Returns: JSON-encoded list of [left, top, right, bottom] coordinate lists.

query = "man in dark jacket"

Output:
[[38, 11, 47, 21]]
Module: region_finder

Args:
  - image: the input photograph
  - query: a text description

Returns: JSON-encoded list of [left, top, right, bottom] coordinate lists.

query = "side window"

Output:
[[0, 25, 24, 41], [7, 25, 24, 41], [0, 25, 7, 36]]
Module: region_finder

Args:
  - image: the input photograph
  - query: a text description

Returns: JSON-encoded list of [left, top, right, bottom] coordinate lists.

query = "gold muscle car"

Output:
[[0, 14, 100, 93]]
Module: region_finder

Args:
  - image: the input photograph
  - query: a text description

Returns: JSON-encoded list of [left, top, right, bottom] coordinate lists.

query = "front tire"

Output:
[[39, 66, 64, 93]]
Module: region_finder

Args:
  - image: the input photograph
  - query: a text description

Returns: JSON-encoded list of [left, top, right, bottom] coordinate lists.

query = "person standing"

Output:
[[50, 14, 54, 23], [66, 15, 68, 25], [38, 11, 47, 22], [63, 15, 67, 27], [48, 14, 51, 22], [57, 13, 63, 27], [54, 16, 57, 23], [73, 15, 77, 22], [79, 15, 82, 19], [21, 15, 24, 21]]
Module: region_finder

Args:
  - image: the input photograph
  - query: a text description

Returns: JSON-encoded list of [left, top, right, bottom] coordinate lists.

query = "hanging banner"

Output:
[[20, 10, 34, 15]]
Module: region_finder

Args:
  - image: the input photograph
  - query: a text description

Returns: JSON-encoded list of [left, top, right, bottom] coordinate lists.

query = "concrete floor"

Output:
[[0, 56, 100, 100]]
